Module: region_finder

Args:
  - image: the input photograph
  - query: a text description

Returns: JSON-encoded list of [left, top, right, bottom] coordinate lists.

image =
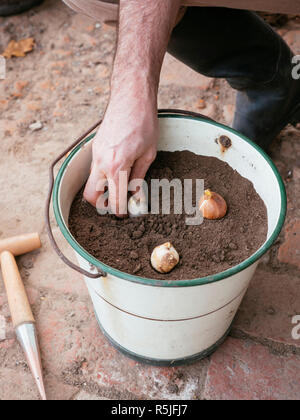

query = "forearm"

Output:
[[109, 0, 181, 106], [86, 0, 180, 211]]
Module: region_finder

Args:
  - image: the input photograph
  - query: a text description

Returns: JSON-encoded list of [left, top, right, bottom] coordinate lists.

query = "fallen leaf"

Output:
[[2, 38, 35, 59]]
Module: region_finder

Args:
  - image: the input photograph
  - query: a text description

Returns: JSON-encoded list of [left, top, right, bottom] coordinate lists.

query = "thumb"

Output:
[[83, 163, 106, 208]]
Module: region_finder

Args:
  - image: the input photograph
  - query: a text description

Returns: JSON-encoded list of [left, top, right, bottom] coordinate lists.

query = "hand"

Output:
[[83, 96, 158, 216], [83, 0, 181, 216]]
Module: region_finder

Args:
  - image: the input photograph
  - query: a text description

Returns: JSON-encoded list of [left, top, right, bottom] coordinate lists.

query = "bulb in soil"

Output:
[[128, 195, 148, 217], [151, 242, 179, 274], [199, 189, 227, 219]]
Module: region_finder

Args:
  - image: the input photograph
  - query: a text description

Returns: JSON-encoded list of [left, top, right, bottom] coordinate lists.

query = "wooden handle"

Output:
[[0, 251, 35, 328], [0, 233, 41, 256]]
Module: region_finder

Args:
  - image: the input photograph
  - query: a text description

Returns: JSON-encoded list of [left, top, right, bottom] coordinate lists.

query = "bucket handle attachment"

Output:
[[45, 119, 107, 279], [45, 109, 214, 279]]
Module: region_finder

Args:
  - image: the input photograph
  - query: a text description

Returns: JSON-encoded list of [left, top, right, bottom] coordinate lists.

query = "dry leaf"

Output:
[[2, 38, 35, 59]]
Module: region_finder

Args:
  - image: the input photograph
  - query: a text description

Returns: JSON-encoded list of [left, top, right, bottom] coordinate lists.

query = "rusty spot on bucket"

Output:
[[217, 135, 232, 153]]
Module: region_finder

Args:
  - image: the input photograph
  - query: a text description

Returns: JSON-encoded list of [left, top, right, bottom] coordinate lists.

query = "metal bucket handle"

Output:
[[45, 109, 214, 279]]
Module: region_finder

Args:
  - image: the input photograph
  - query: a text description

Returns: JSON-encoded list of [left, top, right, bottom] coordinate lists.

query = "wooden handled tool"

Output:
[[0, 233, 41, 257], [0, 251, 35, 328], [0, 232, 46, 400]]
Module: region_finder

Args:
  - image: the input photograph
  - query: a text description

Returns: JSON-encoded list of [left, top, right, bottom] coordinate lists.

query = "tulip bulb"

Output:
[[199, 189, 227, 220], [151, 242, 179, 274], [128, 195, 148, 217]]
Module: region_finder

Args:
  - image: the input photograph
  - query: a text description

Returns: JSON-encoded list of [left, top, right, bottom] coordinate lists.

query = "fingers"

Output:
[[108, 169, 130, 217], [84, 151, 156, 217], [129, 153, 156, 198], [84, 162, 130, 217], [83, 164, 107, 208]]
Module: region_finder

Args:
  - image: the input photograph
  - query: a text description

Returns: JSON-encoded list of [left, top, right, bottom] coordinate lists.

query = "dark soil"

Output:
[[68, 151, 268, 280]]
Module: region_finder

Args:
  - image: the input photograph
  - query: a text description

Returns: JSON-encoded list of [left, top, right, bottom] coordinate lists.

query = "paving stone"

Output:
[[284, 30, 300, 51], [36, 291, 209, 399], [278, 220, 300, 269], [75, 390, 109, 400], [0, 294, 11, 318], [293, 167, 300, 181], [26, 229, 89, 298], [198, 103, 216, 119], [90, 355, 209, 400], [0, 315, 6, 341], [160, 53, 213, 90], [0, 353, 77, 401], [222, 104, 235, 126], [234, 268, 300, 348], [0, 368, 41, 400], [36, 293, 93, 377], [0, 338, 15, 350], [203, 337, 300, 400], [44, 374, 78, 401]]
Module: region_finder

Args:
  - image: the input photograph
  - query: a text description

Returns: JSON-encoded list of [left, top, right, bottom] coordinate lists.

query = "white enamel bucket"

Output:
[[48, 111, 286, 365]]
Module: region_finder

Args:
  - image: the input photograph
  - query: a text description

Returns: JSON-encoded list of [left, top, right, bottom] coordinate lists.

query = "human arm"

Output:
[[83, 0, 181, 216]]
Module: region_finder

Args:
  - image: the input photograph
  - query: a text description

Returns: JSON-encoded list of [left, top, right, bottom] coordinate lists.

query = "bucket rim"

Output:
[[53, 114, 287, 287]]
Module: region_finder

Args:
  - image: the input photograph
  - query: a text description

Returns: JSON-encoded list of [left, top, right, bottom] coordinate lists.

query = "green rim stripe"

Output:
[[53, 114, 287, 288]]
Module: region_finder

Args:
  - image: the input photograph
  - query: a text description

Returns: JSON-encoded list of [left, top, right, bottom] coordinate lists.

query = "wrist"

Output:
[[111, 70, 158, 98], [109, 79, 158, 114], [104, 92, 158, 136]]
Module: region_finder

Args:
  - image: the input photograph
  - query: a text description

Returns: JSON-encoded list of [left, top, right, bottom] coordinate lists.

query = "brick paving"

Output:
[[203, 338, 300, 400], [0, 1, 299, 400]]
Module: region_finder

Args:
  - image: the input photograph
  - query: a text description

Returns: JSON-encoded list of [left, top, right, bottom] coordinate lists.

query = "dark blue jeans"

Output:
[[168, 8, 299, 148]]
